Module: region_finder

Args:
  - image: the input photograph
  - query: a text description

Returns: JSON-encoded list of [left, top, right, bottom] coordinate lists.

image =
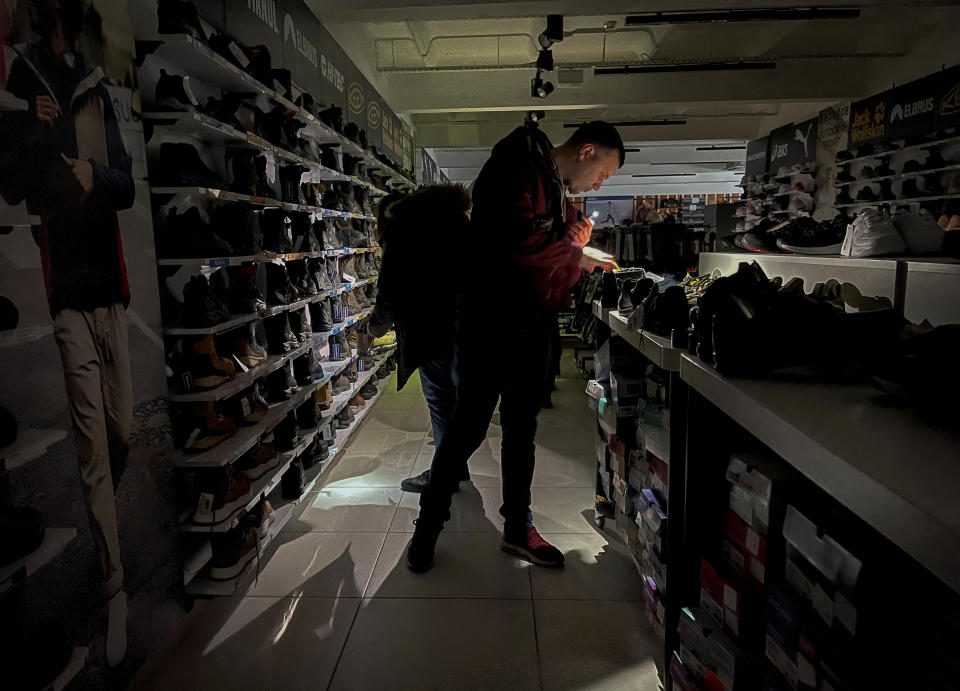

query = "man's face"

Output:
[[565, 144, 621, 194]]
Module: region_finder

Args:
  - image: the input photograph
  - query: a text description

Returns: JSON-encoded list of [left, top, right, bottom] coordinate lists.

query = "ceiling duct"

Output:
[[625, 7, 861, 25], [596, 61, 775, 76]]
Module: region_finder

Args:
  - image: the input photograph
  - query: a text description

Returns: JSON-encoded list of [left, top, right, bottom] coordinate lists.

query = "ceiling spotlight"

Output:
[[538, 14, 564, 49], [531, 73, 555, 98], [525, 110, 546, 125], [536, 49, 554, 72], [603, 20, 617, 30]]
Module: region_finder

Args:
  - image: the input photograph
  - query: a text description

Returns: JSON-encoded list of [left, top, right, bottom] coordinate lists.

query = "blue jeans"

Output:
[[418, 354, 458, 448]]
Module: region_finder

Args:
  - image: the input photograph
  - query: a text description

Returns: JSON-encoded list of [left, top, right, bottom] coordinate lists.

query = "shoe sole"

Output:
[[209, 548, 258, 580], [500, 540, 564, 568], [241, 455, 281, 481]]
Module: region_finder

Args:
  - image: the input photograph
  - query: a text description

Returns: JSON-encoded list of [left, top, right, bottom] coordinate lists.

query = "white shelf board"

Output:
[[0, 325, 53, 349], [0, 528, 77, 595], [606, 311, 682, 372], [680, 353, 960, 594], [163, 311, 259, 337], [1, 428, 68, 470]]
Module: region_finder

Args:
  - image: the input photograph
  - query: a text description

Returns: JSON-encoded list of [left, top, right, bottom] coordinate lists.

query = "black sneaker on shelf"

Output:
[[835, 186, 855, 205], [856, 186, 878, 202], [318, 106, 344, 134], [878, 180, 896, 202], [859, 165, 876, 180], [320, 145, 342, 173], [835, 150, 854, 162], [902, 159, 923, 174], [775, 217, 845, 255], [359, 381, 378, 400], [273, 411, 301, 452], [501, 525, 564, 568], [344, 122, 361, 145], [734, 229, 781, 254], [835, 167, 855, 184], [214, 204, 261, 256], [156, 142, 221, 188], [645, 285, 690, 342], [182, 275, 230, 328], [335, 409, 350, 430], [155, 69, 201, 112], [900, 178, 923, 198], [922, 148, 948, 170], [874, 159, 895, 177], [161, 207, 232, 259], [208, 522, 259, 581]]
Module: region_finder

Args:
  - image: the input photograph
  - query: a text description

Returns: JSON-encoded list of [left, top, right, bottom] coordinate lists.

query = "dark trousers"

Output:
[[419, 309, 554, 532], [418, 353, 458, 448]]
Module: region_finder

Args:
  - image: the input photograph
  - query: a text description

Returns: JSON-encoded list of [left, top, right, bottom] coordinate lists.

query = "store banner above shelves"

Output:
[[194, 0, 412, 167], [744, 137, 769, 178], [849, 65, 960, 148], [768, 117, 818, 172]]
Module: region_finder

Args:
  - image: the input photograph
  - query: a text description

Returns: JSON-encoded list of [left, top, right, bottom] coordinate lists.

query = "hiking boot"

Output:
[[246, 498, 276, 538], [232, 331, 268, 368], [265, 315, 299, 354], [193, 465, 251, 524], [318, 106, 344, 134], [209, 524, 258, 580], [331, 374, 350, 395], [296, 399, 319, 429], [161, 207, 231, 259], [348, 394, 365, 414], [344, 359, 359, 383], [288, 308, 310, 345], [235, 440, 280, 481], [182, 275, 230, 328], [309, 299, 333, 333], [228, 149, 259, 196], [315, 383, 333, 410], [406, 519, 442, 573], [265, 367, 296, 403], [320, 144, 342, 172], [321, 218, 341, 249], [279, 165, 309, 204], [309, 258, 332, 293], [501, 525, 564, 568], [280, 459, 306, 499], [255, 155, 276, 199], [400, 467, 471, 494], [185, 335, 234, 390], [359, 381, 378, 400], [228, 263, 265, 313], [335, 409, 351, 429], [261, 210, 295, 254], [328, 334, 348, 360], [326, 257, 342, 288], [273, 411, 301, 451]]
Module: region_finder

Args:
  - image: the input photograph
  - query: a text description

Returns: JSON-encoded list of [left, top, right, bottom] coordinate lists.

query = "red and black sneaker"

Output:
[[501, 525, 564, 568]]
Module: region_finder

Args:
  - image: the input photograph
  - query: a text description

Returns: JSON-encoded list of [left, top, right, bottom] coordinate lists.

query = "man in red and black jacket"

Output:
[[408, 120, 623, 572]]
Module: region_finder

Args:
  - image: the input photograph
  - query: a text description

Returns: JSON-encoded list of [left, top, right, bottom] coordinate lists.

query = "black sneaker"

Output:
[[645, 285, 690, 342], [280, 459, 306, 500], [182, 275, 230, 328], [335, 409, 351, 430], [874, 159, 895, 177], [264, 261, 295, 305], [400, 467, 470, 494], [320, 145, 342, 173], [856, 186, 878, 202], [215, 204, 261, 256], [155, 69, 200, 112], [835, 186, 855, 205], [501, 525, 564, 568], [835, 167, 855, 184], [273, 412, 300, 452], [296, 399, 319, 429], [878, 180, 896, 202], [319, 106, 344, 134], [902, 159, 923, 174], [406, 519, 442, 573], [359, 381, 378, 400], [922, 148, 947, 170], [835, 149, 854, 162]]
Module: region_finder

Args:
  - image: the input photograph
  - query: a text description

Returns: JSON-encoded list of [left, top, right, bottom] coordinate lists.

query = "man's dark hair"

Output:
[[568, 121, 625, 167]]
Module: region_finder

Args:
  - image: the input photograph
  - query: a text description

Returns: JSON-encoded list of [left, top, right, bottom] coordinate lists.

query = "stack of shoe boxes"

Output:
[[674, 451, 791, 689], [764, 506, 863, 690], [672, 606, 765, 691]]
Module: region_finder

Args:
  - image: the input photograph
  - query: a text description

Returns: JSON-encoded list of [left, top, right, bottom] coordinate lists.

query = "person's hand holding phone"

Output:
[[567, 212, 593, 248]]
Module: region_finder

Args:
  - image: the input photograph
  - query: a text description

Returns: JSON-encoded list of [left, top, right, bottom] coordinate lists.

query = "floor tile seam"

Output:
[[530, 570, 545, 691]]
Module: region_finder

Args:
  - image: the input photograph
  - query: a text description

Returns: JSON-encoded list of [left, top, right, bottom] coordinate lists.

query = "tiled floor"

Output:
[[138, 353, 664, 690]]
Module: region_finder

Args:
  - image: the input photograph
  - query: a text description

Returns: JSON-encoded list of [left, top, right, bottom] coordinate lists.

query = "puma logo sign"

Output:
[[794, 123, 813, 157]]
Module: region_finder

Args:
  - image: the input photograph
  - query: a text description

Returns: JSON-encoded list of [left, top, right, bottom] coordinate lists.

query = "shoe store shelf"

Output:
[[168, 339, 324, 404], [0, 428, 69, 471], [679, 353, 960, 594], [832, 134, 960, 167], [163, 311, 260, 337], [835, 192, 960, 209], [184, 363, 396, 594], [143, 111, 352, 184], [0, 89, 28, 111], [181, 540, 214, 587], [771, 190, 814, 199], [150, 186, 375, 221], [156, 247, 379, 267], [173, 344, 361, 470], [605, 310, 683, 372], [832, 163, 960, 189], [0, 325, 54, 349], [0, 528, 77, 596]]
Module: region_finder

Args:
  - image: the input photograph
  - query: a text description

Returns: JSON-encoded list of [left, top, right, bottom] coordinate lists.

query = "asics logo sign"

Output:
[[284, 15, 318, 68], [321, 55, 345, 93], [889, 97, 934, 123], [770, 143, 789, 161]]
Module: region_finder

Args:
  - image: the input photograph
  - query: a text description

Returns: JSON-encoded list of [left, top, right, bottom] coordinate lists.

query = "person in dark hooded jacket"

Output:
[[407, 120, 623, 573], [360, 184, 472, 493]]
